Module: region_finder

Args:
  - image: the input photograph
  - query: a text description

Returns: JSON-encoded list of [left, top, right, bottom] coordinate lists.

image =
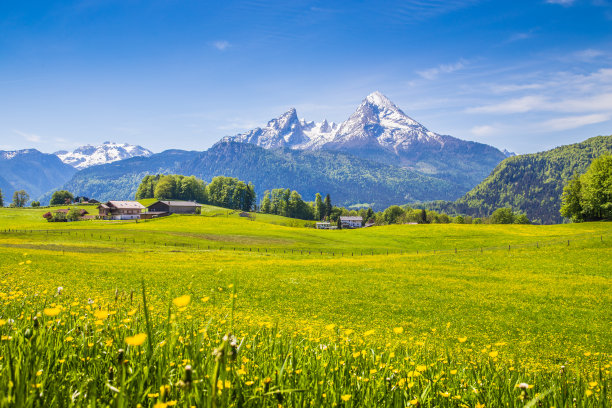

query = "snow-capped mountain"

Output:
[[221, 108, 339, 149], [55, 142, 153, 170], [222, 91, 508, 190]]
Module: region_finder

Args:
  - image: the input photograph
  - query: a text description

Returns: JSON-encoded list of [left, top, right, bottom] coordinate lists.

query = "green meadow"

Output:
[[0, 206, 610, 406]]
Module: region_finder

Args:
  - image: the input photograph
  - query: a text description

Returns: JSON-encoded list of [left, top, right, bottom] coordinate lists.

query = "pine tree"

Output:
[[314, 193, 324, 220], [324, 194, 332, 219], [0, 188, 4, 207]]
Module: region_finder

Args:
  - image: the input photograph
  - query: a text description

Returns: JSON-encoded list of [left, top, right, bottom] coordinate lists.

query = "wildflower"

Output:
[[125, 333, 147, 346], [488, 351, 498, 358], [94, 310, 109, 320], [458, 337, 467, 343], [57, 286, 63, 295], [43, 308, 61, 317], [364, 329, 375, 336], [0, 319, 6, 326], [517, 383, 529, 390], [173, 295, 191, 307], [588, 381, 598, 388], [393, 327, 404, 334], [341, 395, 351, 402], [439, 391, 450, 397], [585, 390, 593, 397]]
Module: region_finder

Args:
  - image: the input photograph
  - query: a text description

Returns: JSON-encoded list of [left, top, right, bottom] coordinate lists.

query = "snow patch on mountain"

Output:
[[223, 91, 455, 153], [55, 142, 153, 169]]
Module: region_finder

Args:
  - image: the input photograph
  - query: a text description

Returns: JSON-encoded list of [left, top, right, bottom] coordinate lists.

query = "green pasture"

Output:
[[0, 207, 610, 406]]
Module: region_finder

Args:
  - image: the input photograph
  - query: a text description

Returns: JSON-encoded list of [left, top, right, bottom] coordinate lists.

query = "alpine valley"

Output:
[[35, 92, 511, 209]]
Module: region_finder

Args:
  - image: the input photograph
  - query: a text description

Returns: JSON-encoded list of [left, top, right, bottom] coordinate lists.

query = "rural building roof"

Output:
[[149, 200, 201, 207], [316, 221, 331, 224], [107, 201, 145, 209], [340, 216, 363, 221], [55, 209, 69, 213]]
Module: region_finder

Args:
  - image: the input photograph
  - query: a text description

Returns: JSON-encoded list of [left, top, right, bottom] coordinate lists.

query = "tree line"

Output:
[[135, 174, 255, 212]]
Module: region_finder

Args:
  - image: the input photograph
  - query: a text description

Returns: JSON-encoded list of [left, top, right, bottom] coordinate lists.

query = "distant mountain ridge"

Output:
[[0, 149, 77, 200], [223, 91, 509, 191], [55, 142, 153, 170]]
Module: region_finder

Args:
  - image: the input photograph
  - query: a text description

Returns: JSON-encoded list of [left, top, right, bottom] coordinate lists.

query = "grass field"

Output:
[[0, 207, 610, 406]]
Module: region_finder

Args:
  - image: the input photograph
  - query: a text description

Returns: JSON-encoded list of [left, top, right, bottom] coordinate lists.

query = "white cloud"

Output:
[[546, 0, 576, 5], [417, 60, 466, 80], [212, 40, 231, 51], [466, 95, 547, 114], [539, 113, 612, 130], [470, 125, 499, 136], [13, 130, 41, 142]]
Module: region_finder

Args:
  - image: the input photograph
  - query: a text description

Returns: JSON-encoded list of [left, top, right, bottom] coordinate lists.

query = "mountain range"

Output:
[[224, 91, 510, 191], [55, 142, 153, 170]]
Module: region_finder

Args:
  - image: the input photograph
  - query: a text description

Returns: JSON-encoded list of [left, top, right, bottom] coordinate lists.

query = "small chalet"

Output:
[[316, 221, 331, 229], [340, 216, 363, 229], [98, 201, 145, 220], [146, 200, 201, 216]]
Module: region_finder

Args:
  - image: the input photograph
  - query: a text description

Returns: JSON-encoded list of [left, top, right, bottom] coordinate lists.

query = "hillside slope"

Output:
[[448, 135, 612, 223], [0, 149, 77, 200], [56, 142, 459, 208]]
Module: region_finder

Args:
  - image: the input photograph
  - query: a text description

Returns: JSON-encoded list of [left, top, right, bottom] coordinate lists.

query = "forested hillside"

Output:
[[429, 136, 612, 224], [54, 142, 459, 208]]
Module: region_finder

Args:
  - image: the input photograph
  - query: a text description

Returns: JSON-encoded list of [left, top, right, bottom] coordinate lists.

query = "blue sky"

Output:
[[1, 0, 611, 154]]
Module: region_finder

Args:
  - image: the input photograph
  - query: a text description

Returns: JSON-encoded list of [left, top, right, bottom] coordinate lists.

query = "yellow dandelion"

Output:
[[94, 310, 109, 320], [127, 309, 137, 316], [588, 381, 598, 388], [172, 295, 191, 307], [393, 327, 404, 334], [0, 319, 6, 326], [125, 333, 147, 346], [585, 390, 593, 397], [488, 351, 499, 358], [341, 395, 351, 402], [43, 308, 61, 317], [458, 337, 467, 343], [363, 329, 375, 336], [325, 323, 336, 331], [439, 391, 450, 397]]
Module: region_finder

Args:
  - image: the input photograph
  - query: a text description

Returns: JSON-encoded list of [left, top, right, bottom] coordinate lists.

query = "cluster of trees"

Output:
[[0, 189, 30, 208], [560, 155, 612, 222], [136, 175, 207, 202], [260, 190, 332, 220], [135, 174, 256, 212], [206, 176, 256, 211], [50, 190, 75, 205]]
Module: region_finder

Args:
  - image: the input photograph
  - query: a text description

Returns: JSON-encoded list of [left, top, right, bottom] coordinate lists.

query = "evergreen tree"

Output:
[[0, 188, 3, 207], [324, 194, 332, 219], [314, 193, 325, 221]]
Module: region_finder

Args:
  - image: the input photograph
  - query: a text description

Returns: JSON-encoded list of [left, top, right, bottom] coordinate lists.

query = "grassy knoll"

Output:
[[0, 208, 610, 406]]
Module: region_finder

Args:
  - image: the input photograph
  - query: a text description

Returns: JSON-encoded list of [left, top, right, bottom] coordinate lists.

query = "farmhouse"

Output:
[[98, 201, 145, 220], [146, 200, 201, 215], [340, 216, 363, 229], [316, 221, 331, 229]]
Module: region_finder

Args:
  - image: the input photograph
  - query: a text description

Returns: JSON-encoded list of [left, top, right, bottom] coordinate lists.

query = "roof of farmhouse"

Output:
[[151, 201, 202, 207], [107, 201, 145, 209], [340, 216, 363, 221]]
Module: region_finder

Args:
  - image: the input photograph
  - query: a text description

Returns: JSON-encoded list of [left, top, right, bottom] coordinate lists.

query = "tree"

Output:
[[418, 209, 427, 224], [0, 188, 3, 207], [560, 174, 583, 222], [260, 191, 272, 213], [514, 213, 530, 224], [314, 193, 325, 221], [383, 205, 404, 224], [67, 208, 82, 221], [560, 155, 612, 222], [12, 190, 29, 207], [50, 190, 74, 205], [324, 194, 332, 219], [31, 201, 40, 207], [490, 208, 515, 224]]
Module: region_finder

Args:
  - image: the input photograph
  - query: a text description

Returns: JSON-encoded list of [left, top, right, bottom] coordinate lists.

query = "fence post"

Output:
[[455, 248, 457, 254]]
